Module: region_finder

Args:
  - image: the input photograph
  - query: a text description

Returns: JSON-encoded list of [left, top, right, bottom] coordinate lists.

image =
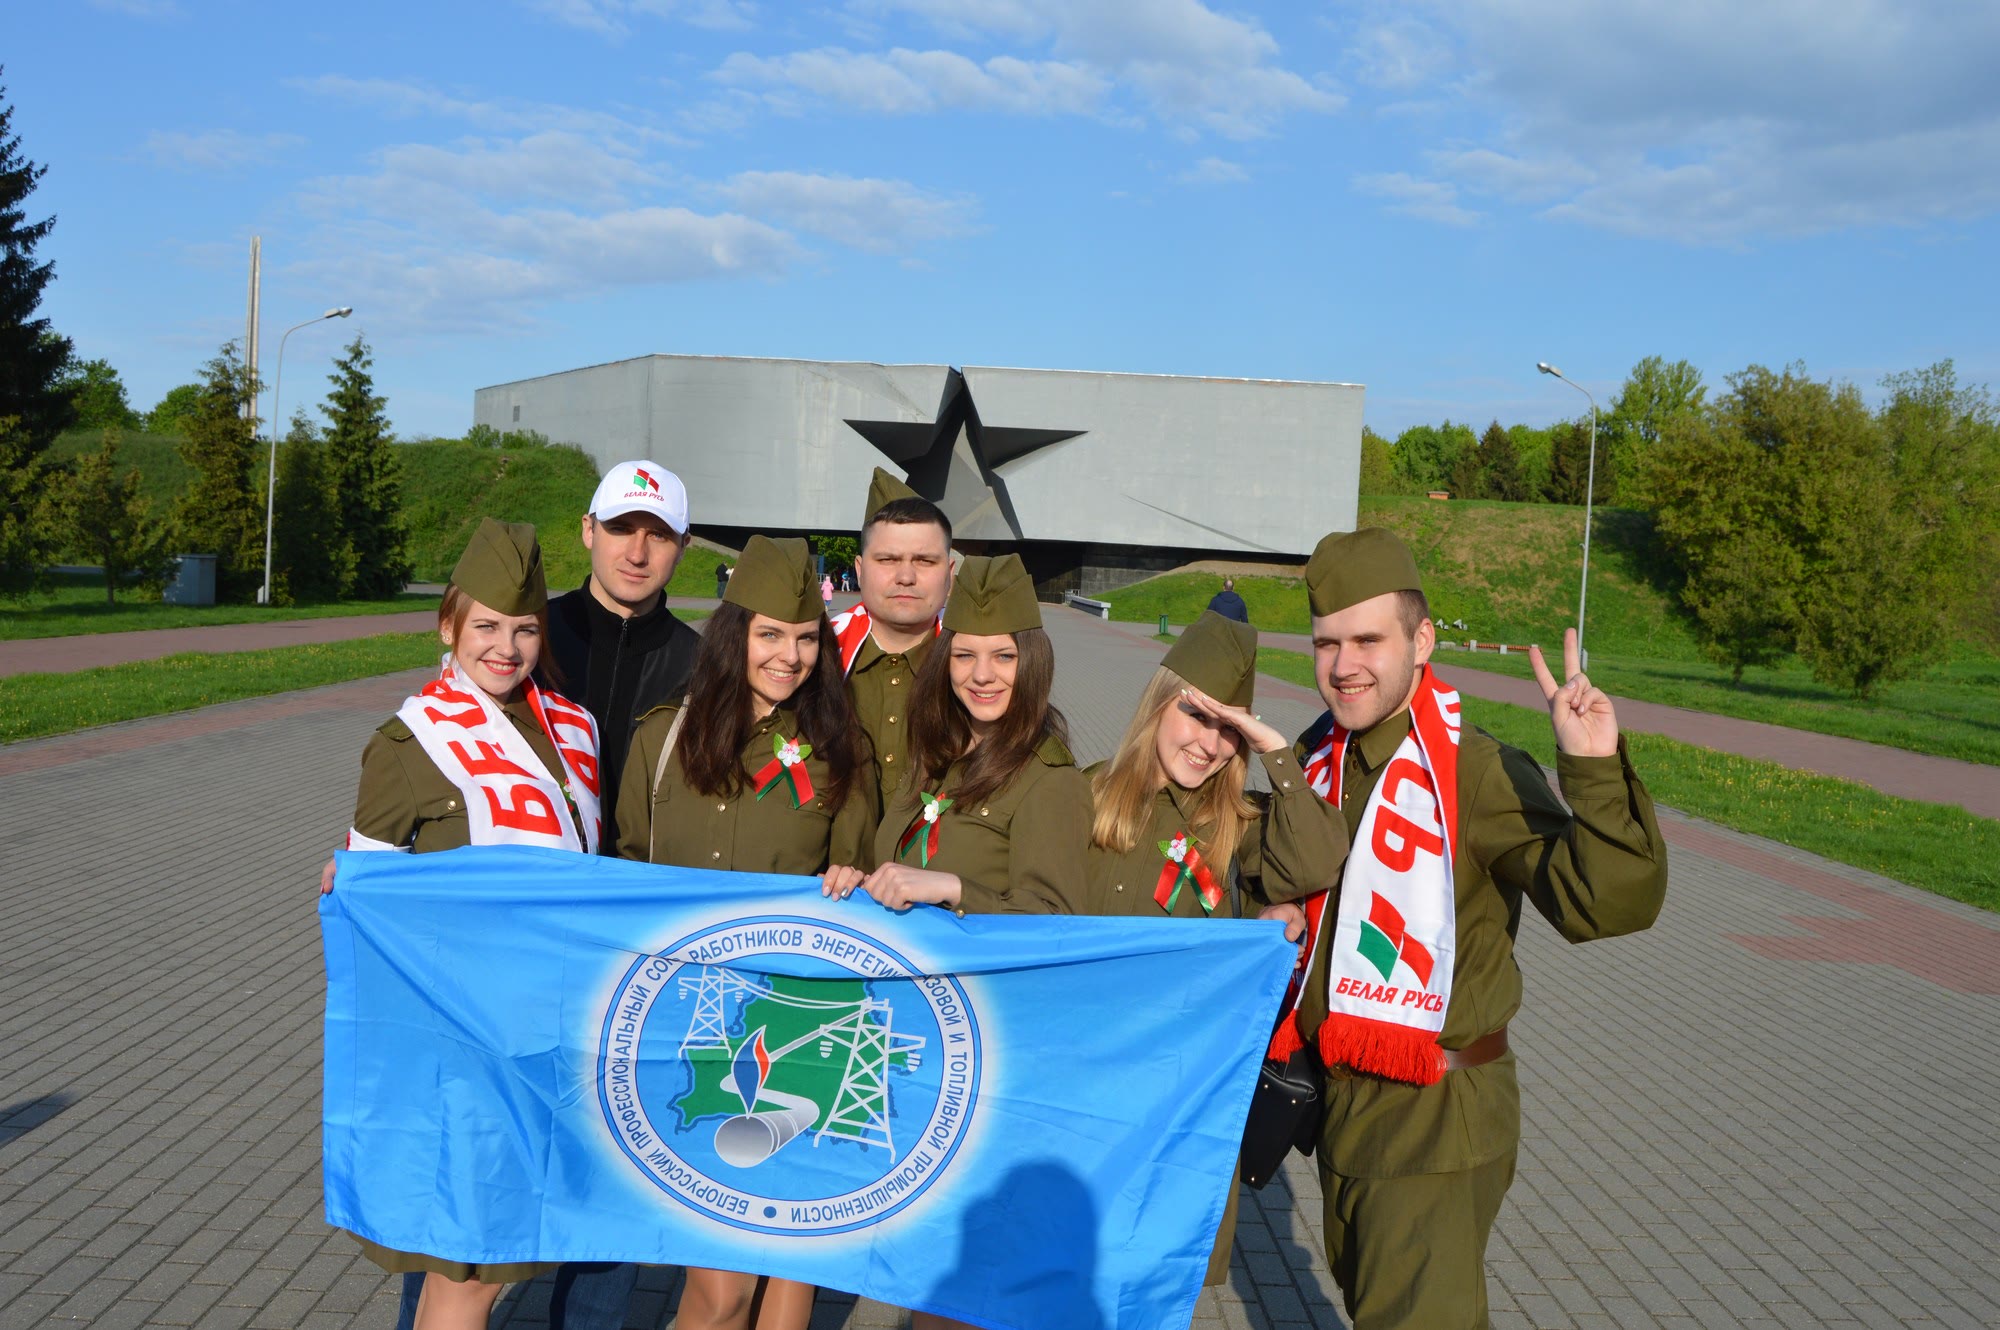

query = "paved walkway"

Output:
[[1119, 620, 2000, 822], [3, 609, 1998, 1328]]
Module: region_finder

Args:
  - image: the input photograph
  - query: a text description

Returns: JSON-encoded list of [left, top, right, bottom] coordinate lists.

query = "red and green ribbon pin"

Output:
[[752, 734, 815, 807], [896, 791, 953, 866], [1155, 831, 1223, 914]]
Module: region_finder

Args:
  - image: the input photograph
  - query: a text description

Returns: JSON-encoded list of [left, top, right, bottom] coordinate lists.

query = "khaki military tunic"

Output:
[[846, 632, 933, 808], [614, 703, 880, 873], [1078, 748, 1346, 1285], [350, 696, 585, 853], [1266, 715, 1667, 1178], [345, 694, 576, 1285], [871, 734, 1090, 915], [1077, 749, 1344, 918]]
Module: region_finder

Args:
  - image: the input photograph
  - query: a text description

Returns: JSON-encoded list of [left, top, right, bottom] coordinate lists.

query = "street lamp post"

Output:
[[1537, 361, 1598, 670], [259, 307, 353, 605]]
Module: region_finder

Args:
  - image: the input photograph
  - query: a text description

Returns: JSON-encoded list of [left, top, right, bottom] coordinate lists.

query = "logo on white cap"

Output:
[[591, 459, 689, 532]]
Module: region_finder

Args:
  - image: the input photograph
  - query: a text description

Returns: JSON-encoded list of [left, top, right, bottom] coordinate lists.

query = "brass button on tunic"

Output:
[[846, 635, 932, 806]]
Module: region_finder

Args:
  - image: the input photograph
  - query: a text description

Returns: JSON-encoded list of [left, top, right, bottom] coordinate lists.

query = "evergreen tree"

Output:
[[1447, 434, 1486, 500], [61, 431, 170, 604], [1478, 420, 1529, 501], [171, 342, 264, 602], [272, 409, 350, 602], [0, 73, 76, 454], [1541, 419, 1614, 506], [323, 334, 409, 598], [0, 413, 57, 597]]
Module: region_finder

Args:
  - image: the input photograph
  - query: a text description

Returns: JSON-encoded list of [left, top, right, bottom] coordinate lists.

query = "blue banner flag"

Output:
[[320, 846, 1295, 1330]]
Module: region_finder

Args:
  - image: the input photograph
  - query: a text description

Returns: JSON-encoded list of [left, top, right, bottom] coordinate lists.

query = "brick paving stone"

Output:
[[4, 605, 2000, 1327]]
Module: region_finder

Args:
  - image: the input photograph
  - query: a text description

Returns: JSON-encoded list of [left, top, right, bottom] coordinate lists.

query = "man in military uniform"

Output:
[[833, 468, 952, 804], [1259, 527, 1668, 1330]]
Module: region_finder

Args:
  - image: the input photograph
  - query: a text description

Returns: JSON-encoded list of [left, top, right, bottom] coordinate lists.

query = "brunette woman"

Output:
[[613, 535, 875, 1330], [1081, 609, 1347, 1286], [338, 518, 600, 1330], [822, 553, 1089, 914]]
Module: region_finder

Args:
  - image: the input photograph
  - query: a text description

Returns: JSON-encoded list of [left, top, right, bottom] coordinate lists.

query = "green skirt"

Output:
[[349, 1232, 558, 1285]]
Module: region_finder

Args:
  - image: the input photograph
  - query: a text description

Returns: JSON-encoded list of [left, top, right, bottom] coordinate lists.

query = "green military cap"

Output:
[[451, 517, 546, 616], [943, 554, 1041, 635], [723, 535, 823, 624], [1162, 610, 1258, 709], [1305, 527, 1424, 617], [865, 466, 921, 526]]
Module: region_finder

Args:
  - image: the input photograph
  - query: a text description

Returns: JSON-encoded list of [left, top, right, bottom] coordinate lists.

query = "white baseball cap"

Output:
[[589, 460, 689, 533]]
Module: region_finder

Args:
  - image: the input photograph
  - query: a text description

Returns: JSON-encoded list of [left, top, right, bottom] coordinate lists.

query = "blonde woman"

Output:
[[1082, 610, 1347, 1285]]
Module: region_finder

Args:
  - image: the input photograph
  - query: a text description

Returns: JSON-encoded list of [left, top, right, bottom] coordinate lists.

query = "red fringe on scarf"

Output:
[[1265, 1014, 1306, 1062], [1315, 1014, 1448, 1087]]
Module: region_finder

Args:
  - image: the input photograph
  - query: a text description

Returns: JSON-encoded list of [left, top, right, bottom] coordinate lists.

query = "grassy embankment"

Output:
[[1254, 648, 2000, 913], [1112, 496, 2000, 767], [7, 436, 726, 639]]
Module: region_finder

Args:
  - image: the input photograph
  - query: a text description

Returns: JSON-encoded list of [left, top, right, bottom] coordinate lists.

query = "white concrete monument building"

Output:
[[474, 355, 1363, 592]]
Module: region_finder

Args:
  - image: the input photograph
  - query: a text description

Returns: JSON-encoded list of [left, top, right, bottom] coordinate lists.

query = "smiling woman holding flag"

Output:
[[337, 518, 600, 1330], [822, 552, 1091, 919], [613, 534, 875, 1330]]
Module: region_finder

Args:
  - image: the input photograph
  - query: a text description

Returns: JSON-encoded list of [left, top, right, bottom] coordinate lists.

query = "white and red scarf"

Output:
[[831, 603, 943, 675], [1267, 664, 1463, 1086], [347, 655, 602, 854]]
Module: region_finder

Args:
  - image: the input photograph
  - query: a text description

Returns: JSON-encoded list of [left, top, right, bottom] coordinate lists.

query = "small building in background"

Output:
[[475, 355, 1364, 595]]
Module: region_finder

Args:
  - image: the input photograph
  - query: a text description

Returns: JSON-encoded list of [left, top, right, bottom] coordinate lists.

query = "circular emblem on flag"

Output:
[[597, 915, 980, 1235]]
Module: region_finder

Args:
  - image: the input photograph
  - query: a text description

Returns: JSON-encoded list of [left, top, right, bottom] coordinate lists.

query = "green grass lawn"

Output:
[[0, 633, 440, 744], [0, 575, 439, 641], [1435, 643, 2000, 768], [1255, 648, 2000, 912]]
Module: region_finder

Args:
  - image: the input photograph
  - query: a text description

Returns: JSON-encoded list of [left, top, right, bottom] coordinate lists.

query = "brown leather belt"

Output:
[[1325, 1026, 1509, 1080], [1443, 1026, 1509, 1071]]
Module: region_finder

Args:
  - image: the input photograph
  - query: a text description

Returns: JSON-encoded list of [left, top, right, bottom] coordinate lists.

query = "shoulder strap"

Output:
[[650, 706, 690, 801]]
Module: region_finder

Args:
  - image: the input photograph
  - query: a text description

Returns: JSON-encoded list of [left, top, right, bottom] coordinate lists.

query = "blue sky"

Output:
[[13, 0, 2000, 440]]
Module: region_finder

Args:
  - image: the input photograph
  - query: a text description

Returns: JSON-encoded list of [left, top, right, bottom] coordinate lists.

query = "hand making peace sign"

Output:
[[1528, 627, 1620, 758]]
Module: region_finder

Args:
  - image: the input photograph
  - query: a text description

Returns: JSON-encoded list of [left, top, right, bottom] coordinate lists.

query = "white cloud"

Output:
[[716, 171, 978, 251], [1344, 15, 1453, 92], [721, 0, 1341, 138], [1353, 172, 1480, 227], [715, 47, 1108, 116], [293, 75, 681, 147], [1176, 156, 1247, 186], [1346, 1, 2000, 241], [144, 129, 305, 172], [523, 0, 755, 36]]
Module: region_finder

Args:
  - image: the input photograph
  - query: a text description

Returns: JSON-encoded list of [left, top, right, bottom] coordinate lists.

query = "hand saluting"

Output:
[[1528, 628, 1619, 758]]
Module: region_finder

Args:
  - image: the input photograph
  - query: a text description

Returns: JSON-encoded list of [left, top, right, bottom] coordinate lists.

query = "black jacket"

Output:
[[542, 582, 701, 841]]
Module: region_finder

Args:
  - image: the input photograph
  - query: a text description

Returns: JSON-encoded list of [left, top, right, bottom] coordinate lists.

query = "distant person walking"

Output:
[[821, 572, 835, 606], [1205, 576, 1249, 624], [715, 561, 730, 598]]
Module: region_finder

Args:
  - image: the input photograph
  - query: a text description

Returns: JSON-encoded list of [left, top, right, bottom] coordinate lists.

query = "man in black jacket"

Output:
[[543, 459, 702, 841]]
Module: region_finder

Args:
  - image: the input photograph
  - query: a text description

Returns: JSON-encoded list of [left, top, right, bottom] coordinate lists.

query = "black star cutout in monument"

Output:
[[845, 368, 1084, 540]]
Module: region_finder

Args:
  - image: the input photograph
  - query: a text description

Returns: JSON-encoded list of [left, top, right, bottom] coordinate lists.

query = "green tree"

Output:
[[1476, 420, 1530, 501], [1507, 424, 1552, 498], [0, 73, 77, 456], [58, 357, 142, 431], [1541, 419, 1614, 506], [1391, 421, 1475, 494], [272, 409, 349, 602], [1604, 356, 1706, 505], [1637, 408, 1798, 682], [60, 431, 170, 604], [1447, 433, 1486, 500], [0, 413, 57, 596], [171, 342, 264, 601], [1358, 426, 1399, 494], [809, 534, 860, 576], [323, 334, 409, 598], [145, 383, 202, 434]]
